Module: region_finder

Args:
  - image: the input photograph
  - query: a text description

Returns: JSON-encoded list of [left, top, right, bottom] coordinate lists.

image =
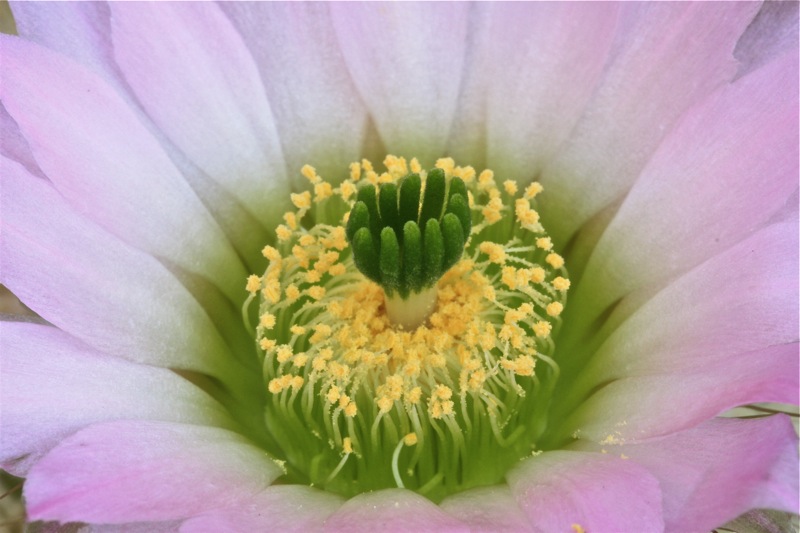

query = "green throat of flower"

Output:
[[243, 155, 569, 502]]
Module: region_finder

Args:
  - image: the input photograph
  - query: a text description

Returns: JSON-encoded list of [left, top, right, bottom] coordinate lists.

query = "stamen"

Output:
[[244, 155, 569, 501]]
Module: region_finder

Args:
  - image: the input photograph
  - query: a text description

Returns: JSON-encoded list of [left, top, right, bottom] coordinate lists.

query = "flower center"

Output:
[[243, 156, 569, 502]]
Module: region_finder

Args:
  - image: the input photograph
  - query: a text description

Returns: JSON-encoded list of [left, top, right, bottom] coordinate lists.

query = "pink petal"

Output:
[[110, 2, 289, 229], [563, 220, 798, 441], [0, 35, 245, 302], [573, 416, 799, 532], [24, 420, 282, 524], [0, 103, 43, 178], [450, 3, 619, 178], [506, 451, 664, 532], [10, 2, 115, 81], [329, 3, 470, 163], [180, 485, 344, 533], [440, 485, 533, 532], [576, 50, 798, 328], [0, 322, 231, 476], [323, 489, 468, 533], [734, 1, 799, 77], [10, 2, 275, 268], [539, 2, 760, 245], [1, 159, 232, 378], [221, 3, 369, 182]]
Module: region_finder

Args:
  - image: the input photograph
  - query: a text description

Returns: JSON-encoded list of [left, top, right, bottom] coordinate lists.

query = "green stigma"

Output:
[[346, 168, 471, 328]]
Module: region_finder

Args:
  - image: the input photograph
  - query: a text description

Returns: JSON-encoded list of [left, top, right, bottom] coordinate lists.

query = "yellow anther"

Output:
[[546, 302, 564, 317], [343, 437, 353, 454], [505, 308, 525, 325], [329, 264, 346, 276], [524, 182, 543, 199], [290, 325, 306, 335], [503, 180, 518, 195], [502, 266, 518, 289], [328, 361, 350, 380], [361, 159, 374, 172], [299, 234, 316, 247], [482, 198, 503, 224], [553, 277, 571, 291], [291, 375, 305, 389], [301, 164, 321, 184], [340, 181, 357, 201], [293, 353, 309, 367], [536, 237, 553, 251], [307, 286, 326, 300], [478, 169, 495, 190], [434, 384, 453, 400], [259, 313, 276, 329], [530, 267, 546, 284], [312, 357, 327, 372], [571, 525, 586, 533], [435, 157, 455, 176], [246, 275, 262, 294], [405, 387, 422, 404], [326, 386, 341, 404], [268, 378, 283, 394], [344, 402, 358, 417], [515, 199, 540, 225], [546, 253, 565, 269], [315, 181, 333, 202], [514, 355, 536, 376], [276, 225, 292, 242], [403, 433, 418, 446], [468, 368, 487, 390], [284, 212, 298, 230], [533, 320, 552, 338], [291, 191, 312, 209], [453, 166, 476, 183], [262, 278, 281, 304], [276, 345, 294, 363], [377, 396, 393, 413], [262, 245, 282, 262], [259, 338, 276, 351], [285, 284, 300, 302], [305, 270, 322, 284], [410, 158, 422, 173], [349, 162, 362, 181], [292, 245, 310, 268], [479, 242, 506, 264]]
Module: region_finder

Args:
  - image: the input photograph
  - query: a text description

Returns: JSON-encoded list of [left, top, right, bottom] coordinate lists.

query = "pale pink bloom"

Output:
[[1, 3, 798, 532]]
